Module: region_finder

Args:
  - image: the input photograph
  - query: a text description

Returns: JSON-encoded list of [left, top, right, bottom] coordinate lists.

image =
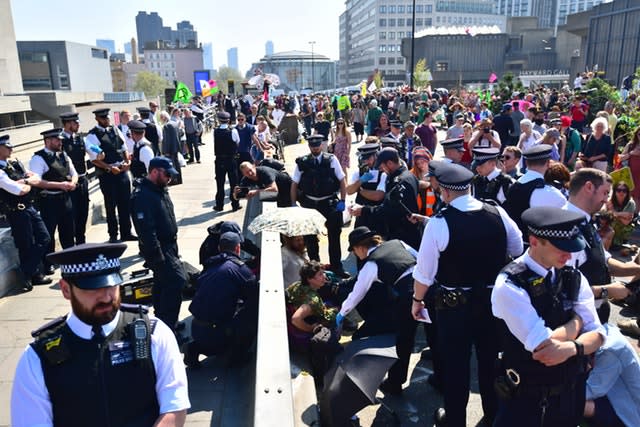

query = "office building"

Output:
[[176, 21, 198, 47], [265, 40, 274, 56], [249, 50, 336, 92], [495, 0, 612, 28], [203, 42, 214, 69], [96, 39, 115, 55], [124, 41, 132, 55], [144, 43, 204, 92], [338, 0, 505, 87], [227, 47, 239, 71], [136, 12, 199, 53]]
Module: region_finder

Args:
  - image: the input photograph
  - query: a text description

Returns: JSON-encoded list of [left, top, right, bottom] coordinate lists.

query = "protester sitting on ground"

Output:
[[605, 181, 637, 248], [576, 117, 611, 172], [282, 235, 309, 288]]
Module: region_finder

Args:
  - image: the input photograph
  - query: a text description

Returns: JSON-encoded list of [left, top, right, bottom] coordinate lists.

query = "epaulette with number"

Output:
[[31, 316, 66, 338], [120, 303, 150, 314]]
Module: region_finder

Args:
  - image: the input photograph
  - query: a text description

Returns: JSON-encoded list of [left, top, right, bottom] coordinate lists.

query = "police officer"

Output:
[[213, 111, 241, 212], [0, 135, 51, 290], [59, 112, 92, 244], [29, 128, 78, 275], [440, 137, 466, 164], [130, 157, 188, 332], [351, 147, 421, 250], [346, 142, 387, 233], [128, 120, 154, 179], [185, 231, 258, 368], [85, 108, 137, 243], [337, 226, 417, 396], [492, 207, 605, 427], [471, 147, 514, 205], [10, 243, 190, 427], [138, 107, 162, 155], [503, 144, 567, 239], [290, 134, 347, 275], [411, 162, 523, 427]]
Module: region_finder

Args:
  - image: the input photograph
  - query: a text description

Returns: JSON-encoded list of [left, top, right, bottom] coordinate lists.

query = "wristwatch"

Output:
[[573, 340, 584, 357], [600, 286, 608, 299], [412, 294, 423, 303]]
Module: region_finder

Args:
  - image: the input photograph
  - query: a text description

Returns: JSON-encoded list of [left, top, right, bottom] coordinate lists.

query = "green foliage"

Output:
[[133, 71, 171, 98], [490, 72, 524, 115], [413, 58, 431, 90], [216, 66, 244, 94], [584, 78, 621, 120]]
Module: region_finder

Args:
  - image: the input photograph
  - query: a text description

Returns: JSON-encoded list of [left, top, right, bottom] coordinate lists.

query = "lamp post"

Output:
[[409, 0, 416, 90], [309, 41, 316, 90]]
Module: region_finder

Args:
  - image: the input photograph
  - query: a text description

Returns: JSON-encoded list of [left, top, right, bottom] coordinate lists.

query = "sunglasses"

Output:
[[503, 156, 513, 160], [616, 188, 628, 193], [337, 122, 345, 125], [238, 118, 245, 121]]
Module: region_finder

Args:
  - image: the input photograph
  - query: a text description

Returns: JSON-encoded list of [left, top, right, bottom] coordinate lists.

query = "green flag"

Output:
[[173, 81, 193, 104]]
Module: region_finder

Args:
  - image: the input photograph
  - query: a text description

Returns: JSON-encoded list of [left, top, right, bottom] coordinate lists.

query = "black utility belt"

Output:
[[434, 286, 492, 309], [1, 202, 31, 212], [494, 367, 574, 400]]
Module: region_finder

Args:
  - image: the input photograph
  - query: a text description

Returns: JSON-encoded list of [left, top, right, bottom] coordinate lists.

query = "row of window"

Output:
[[154, 70, 177, 78], [379, 16, 495, 27], [378, 57, 405, 65], [380, 31, 412, 39], [149, 62, 176, 69], [146, 52, 175, 60], [379, 44, 403, 52], [379, 4, 433, 13]]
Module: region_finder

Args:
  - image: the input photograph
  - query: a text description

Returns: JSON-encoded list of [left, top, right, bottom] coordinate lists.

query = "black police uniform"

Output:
[[33, 148, 75, 269], [0, 159, 50, 283], [213, 116, 240, 211], [353, 144, 387, 234], [472, 173, 513, 205], [188, 251, 258, 358], [130, 177, 187, 331], [61, 129, 89, 244], [295, 151, 344, 270], [130, 140, 151, 179], [239, 165, 292, 207], [88, 125, 134, 241], [503, 178, 544, 236]]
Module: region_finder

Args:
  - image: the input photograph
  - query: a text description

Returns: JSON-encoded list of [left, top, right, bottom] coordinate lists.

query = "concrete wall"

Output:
[[0, 0, 24, 94], [65, 41, 112, 92]]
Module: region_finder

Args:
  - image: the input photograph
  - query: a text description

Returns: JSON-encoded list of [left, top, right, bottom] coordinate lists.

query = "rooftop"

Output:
[[415, 25, 502, 37], [260, 50, 332, 62]]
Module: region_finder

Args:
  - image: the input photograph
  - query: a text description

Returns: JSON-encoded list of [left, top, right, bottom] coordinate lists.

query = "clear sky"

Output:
[[10, 0, 343, 73]]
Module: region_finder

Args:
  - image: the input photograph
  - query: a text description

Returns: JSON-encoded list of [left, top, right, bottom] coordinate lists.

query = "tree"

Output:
[[584, 77, 621, 122], [216, 66, 244, 94], [490, 72, 525, 115], [133, 71, 170, 98], [412, 58, 432, 90]]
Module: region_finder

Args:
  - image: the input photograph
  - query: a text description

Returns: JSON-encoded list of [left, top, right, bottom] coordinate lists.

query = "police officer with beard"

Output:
[[492, 207, 605, 427], [213, 111, 241, 212], [291, 135, 348, 276], [60, 112, 92, 244], [10, 243, 190, 427], [346, 142, 387, 234], [29, 128, 78, 275], [412, 162, 523, 427], [130, 157, 188, 332], [351, 147, 421, 250]]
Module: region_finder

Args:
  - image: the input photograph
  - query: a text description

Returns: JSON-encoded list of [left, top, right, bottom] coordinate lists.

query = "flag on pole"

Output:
[[488, 73, 498, 83], [199, 79, 219, 97], [368, 80, 377, 93], [173, 81, 193, 104]]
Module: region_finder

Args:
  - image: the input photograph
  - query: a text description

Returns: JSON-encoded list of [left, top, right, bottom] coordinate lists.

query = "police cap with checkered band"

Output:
[[521, 207, 586, 252], [46, 243, 127, 289]]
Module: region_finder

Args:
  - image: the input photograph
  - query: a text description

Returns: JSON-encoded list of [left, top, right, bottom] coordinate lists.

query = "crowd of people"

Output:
[[5, 79, 640, 426]]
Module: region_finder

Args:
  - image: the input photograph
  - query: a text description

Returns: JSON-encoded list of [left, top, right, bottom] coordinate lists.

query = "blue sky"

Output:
[[10, 0, 342, 73]]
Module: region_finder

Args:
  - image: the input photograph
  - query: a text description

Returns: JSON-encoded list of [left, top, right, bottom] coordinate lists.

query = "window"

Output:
[[91, 48, 107, 59], [416, 5, 424, 13], [397, 5, 405, 13], [398, 31, 404, 38], [426, 4, 432, 13], [388, 45, 395, 52], [379, 32, 387, 39], [379, 45, 386, 52], [389, 32, 396, 39], [388, 57, 395, 65], [379, 57, 386, 65], [379, 5, 386, 13], [416, 18, 423, 26], [436, 61, 449, 71], [389, 5, 396, 13], [397, 57, 404, 65], [407, 5, 413, 13], [388, 18, 396, 26], [436, 16, 440, 23], [406, 18, 413, 26], [425, 18, 432, 26], [379, 18, 387, 26]]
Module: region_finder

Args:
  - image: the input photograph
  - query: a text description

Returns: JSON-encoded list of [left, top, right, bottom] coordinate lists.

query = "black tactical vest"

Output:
[[31, 310, 159, 427], [366, 240, 416, 291], [355, 169, 384, 206], [503, 178, 545, 237], [144, 123, 160, 155], [297, 154, 340, 198], [131, 141, 150, 178], [436, 203, 507, 287], [214, 127, 237, 156], [89, 127, 125, 164], [578, 221, 611, 285], [34, 150, 71, 183], [472, 173, 513, 205], [62, 134, 87, 174], [0, 161, 35, 212], [499, 262, 582, 385]]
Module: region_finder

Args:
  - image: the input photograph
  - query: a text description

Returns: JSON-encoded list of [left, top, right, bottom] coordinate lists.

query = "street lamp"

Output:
[[409, 0, 416, 90], [309, 41, 316, 90]]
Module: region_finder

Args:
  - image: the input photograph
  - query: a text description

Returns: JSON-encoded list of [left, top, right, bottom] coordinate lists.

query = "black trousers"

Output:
[[186, 133, 200, 162], [300, 196, 343, 271], [70, 176, 89, 244], [98, 172, 132, 239], [39, 194, 75, 267], [6, 206, 50, 278], [436, 290, 498, 427], [150, 247, 186, 331], [214, 156, 239, 209]]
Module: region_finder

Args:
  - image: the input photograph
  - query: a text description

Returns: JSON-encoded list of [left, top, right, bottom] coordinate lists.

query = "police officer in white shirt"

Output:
[[492, 207, 605, 427], [346, 142, 387, 232]]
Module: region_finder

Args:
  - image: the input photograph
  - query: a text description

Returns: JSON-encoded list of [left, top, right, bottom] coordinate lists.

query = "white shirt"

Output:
[[281, 246, 308, 289], [84, 125, 131, 162], [476, 167, 508, 204], [492, 251, 605, 352], [348, 169, 387, 192], [292, 153, 346, 184], [272, 109, 285, 127], [218, 124, 240, 143], [413, 194, 523, 286], [29, 148, 78, 179], [0, 160, 31, 195], [517, 169, 567, 208], [471, 130, 501, 148], [11, 311, 190, 426], [135, 138, 155, 170], [339, 242, 418, 316]]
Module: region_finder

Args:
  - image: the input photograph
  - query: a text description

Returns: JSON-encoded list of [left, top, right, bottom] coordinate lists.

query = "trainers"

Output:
[[617, 318, 640, 337]]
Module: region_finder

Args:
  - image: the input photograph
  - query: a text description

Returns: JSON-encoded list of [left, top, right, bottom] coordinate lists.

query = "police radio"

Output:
[[129, 317, 150, 360]]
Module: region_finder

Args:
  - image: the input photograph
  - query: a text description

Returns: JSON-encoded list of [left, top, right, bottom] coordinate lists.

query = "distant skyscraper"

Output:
[[135, 11, 164, 53], [131, 38, 139, 64], [176, 20, 198, 47], [124, 41, 132, 55], [265, 40, 274, 56], [203, 43, 214, 69], [96, 39, 116, 55], [227, 47, 239, 71], [494, 0, 611, 27]]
